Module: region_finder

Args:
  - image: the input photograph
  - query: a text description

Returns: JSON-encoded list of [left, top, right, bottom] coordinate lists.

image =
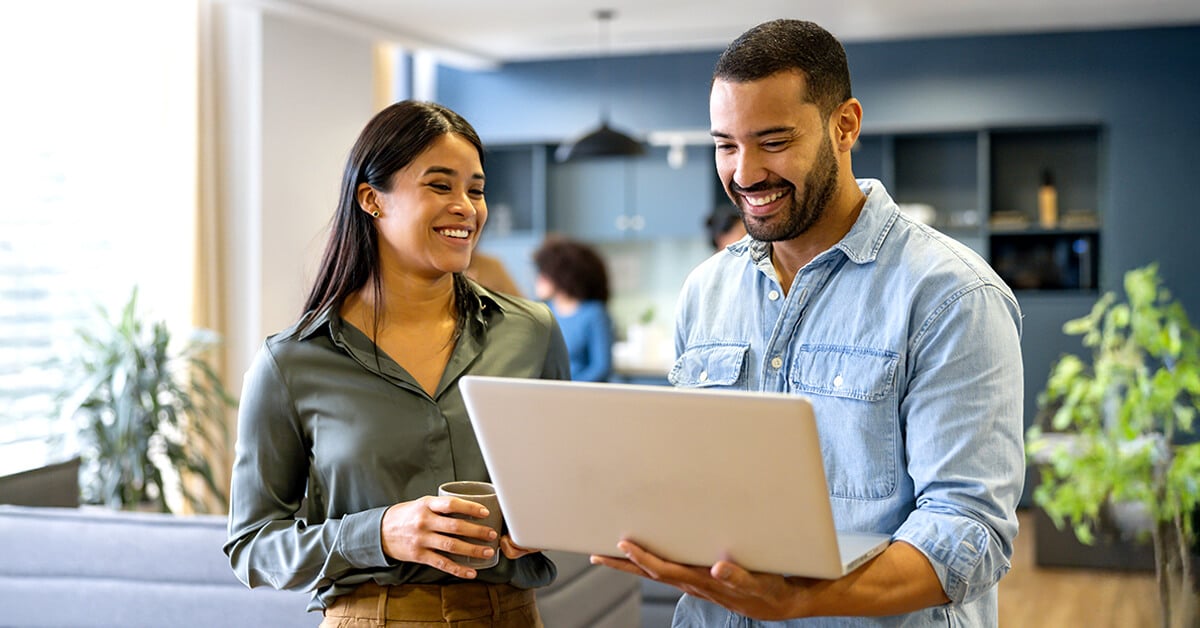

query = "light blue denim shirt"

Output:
[[668, 179, 1024, 627]]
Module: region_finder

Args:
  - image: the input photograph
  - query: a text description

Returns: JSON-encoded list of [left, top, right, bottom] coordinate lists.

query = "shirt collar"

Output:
[[293, 277, 504, 342], [296, 305, 335, 341], [833, 178, 899, 265], [467, 282, 504, 331]]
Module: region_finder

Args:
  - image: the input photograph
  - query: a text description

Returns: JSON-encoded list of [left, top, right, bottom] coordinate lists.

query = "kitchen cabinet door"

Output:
[[547, 145, 716, 241], [546, 157, 627, 239], [630, 145, 715, 240], [482, 144, 548, 238]]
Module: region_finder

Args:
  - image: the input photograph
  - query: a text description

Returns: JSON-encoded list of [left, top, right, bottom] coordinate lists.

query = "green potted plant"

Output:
[[58, 288, 234, 513], [1027, 263, 1200, 628]]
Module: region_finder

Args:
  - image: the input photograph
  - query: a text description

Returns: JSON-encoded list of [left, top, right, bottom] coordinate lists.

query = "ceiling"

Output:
[[284, 0, 1200, 66]]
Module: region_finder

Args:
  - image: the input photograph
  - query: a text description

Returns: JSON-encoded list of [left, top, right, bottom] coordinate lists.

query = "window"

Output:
[[0, 0, 198, 475]]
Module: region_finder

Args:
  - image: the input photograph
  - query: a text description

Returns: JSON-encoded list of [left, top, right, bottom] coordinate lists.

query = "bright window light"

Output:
[[0, 0, 198, 473]]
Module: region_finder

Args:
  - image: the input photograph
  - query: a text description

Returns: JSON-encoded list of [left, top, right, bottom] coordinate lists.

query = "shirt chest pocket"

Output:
[[668, 343, 749, 388], [790, 345, 900, 500]]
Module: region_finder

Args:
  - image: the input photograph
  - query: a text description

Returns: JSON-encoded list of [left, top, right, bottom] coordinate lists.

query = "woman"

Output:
[[532, 237, 613, 382], [224, 100, 569, 627]]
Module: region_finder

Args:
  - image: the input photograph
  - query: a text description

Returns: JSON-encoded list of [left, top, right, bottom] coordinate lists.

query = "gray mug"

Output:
[[437, 480, 503, 569]]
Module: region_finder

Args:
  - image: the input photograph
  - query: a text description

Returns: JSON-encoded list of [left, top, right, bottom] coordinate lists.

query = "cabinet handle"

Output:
[[616, 215, 629, 231], [630, 215, 645, 231]]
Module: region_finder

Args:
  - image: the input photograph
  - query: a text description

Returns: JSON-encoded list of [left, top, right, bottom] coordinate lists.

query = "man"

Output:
[[591, 19, 1024, 626]]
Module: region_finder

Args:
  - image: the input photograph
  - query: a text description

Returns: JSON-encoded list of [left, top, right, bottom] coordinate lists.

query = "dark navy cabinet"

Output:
[[548, 145, 715, 241]]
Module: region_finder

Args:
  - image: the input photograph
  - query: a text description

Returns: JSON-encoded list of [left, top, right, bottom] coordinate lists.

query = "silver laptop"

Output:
[[458, 375, 890, 579]]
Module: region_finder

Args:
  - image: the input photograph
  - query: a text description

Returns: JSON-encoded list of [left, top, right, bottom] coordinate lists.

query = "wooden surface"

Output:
[[999, 509, 1159, 627]]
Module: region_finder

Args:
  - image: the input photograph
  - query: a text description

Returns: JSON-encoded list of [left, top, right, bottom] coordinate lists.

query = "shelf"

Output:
[[893, 132, 978, 217], [991, 231, 1099, 291], [990, 127, 1100, 227], [989, 226, 1101, 236]]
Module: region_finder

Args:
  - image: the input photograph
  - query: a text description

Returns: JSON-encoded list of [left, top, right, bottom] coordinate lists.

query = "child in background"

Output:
[[533, 237, 613, 382]]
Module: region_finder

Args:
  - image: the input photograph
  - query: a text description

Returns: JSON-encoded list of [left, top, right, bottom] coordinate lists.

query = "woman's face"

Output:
[[360, 133, 487, 280], [534, 273, 556, 301]]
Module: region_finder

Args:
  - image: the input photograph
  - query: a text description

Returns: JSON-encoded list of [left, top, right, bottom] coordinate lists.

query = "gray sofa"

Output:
[[0, 505, 640, 627]]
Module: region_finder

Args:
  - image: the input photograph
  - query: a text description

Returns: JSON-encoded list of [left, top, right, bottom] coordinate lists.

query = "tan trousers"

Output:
[[319, 581, 543, 627]]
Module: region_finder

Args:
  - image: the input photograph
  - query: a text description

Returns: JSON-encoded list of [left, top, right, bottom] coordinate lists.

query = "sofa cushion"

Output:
[[0, 505, 642, 627], [0, 505, 316, 627]]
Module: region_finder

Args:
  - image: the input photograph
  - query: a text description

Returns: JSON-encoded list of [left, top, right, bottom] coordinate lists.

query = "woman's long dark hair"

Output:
[[294, 100, 484, 340]]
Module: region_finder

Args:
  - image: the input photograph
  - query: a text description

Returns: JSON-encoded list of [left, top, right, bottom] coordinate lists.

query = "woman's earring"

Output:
[[371, 210, 381, 218]]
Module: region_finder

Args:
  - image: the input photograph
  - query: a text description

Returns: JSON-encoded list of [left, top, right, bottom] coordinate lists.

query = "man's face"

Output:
[[710, 71, 839, 243]]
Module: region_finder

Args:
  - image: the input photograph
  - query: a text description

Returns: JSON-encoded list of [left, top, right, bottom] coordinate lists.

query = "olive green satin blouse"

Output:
[[224, 284, 570, 611]]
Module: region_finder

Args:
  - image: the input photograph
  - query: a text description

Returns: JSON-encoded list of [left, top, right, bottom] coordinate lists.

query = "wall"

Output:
[[436, 26, 1200, 318], [260, 15, 374, 339], [212, 4, 375, 395]]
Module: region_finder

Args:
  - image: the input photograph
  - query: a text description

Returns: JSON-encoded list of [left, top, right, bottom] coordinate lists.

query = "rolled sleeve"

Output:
[[894, 508, 1001, 604], [898, 283, 1024, 605]]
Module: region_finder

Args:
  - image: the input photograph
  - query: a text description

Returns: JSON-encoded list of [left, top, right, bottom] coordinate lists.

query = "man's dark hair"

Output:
[[713, 19, 853, 118], [705, 204, 742, 250]]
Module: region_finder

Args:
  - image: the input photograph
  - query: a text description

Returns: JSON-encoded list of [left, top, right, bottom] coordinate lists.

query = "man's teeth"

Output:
[[745, 190, 786, 207], [437, 228, 470, 239]]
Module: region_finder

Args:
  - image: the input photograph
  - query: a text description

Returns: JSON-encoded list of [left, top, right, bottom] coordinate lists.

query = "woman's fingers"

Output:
[[380, 496, 502, 577], [428, 495, 490, 519]]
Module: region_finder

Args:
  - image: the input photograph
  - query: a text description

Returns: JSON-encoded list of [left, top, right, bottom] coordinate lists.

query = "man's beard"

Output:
[[732, 135, 839, 242]]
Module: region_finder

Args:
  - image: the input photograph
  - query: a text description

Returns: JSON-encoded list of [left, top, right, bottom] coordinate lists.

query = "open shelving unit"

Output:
[[854, 123, 1103, 295]]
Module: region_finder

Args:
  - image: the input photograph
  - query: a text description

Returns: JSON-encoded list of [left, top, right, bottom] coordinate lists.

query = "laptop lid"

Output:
[[459, 375, 889, 579]]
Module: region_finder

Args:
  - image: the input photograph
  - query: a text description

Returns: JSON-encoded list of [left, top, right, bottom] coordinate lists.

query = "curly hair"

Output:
[[533, 237, 610, 303]]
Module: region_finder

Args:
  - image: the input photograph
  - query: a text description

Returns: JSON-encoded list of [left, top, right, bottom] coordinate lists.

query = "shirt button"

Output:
[[770, 356, 783, 369], [699, 371, 709, 382], [833, 374, 844, 388], [768, 290, 780, 301]]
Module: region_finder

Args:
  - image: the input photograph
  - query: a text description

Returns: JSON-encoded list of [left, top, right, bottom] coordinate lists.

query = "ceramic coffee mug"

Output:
[[437, 480, 503, 569]]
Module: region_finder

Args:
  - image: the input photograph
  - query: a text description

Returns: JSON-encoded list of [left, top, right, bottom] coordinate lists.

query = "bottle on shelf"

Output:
[[1038, 168, 1058, 229]]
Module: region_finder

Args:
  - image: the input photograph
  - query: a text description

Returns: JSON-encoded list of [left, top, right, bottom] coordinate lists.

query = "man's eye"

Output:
[[763, 141, 788, 150], [715, 144, 736, 153]]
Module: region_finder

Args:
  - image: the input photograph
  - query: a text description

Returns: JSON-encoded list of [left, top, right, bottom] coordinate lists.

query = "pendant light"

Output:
[[555, 9, 645, 162]]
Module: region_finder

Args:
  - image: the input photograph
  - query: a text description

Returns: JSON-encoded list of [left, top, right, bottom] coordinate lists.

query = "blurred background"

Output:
[[1, 2, 1199, 624]]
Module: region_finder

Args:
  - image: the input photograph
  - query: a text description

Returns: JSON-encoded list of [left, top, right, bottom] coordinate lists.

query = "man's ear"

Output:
[[356, 182, 381, 217], [831, 98, 863, 153]]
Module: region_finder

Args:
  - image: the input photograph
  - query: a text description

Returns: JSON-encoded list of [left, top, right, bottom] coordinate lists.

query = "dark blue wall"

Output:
[[437, 26, 1200, 315]]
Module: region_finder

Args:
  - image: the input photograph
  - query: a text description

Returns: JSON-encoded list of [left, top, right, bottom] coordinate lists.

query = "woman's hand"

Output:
[[380, 496, 498, 579]]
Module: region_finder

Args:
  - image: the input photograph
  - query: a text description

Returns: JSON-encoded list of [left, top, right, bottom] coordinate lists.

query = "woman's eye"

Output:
[[429, 183, 451, 192], [469, 188, 485, 198]]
